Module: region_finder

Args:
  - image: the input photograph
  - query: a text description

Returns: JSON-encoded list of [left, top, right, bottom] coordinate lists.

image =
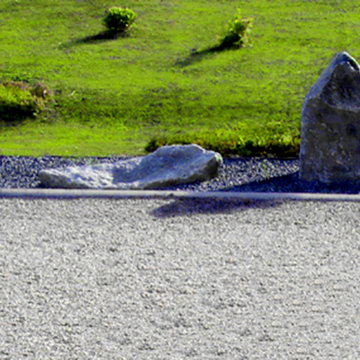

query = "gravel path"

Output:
[[2, 155, 360, 193], [1, 197, 360, 359]]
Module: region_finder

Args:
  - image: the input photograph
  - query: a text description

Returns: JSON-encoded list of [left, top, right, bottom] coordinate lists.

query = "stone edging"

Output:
[[1, 188, 360, 201]]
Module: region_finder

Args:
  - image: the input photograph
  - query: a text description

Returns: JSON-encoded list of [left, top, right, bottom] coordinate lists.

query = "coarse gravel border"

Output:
[[2, 155, 360, 200]]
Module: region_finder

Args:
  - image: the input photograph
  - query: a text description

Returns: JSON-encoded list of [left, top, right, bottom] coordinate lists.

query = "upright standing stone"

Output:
[[300, 51, 360, 183]]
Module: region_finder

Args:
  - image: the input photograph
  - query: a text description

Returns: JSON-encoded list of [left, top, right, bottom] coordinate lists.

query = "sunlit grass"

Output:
[[1, 0, 360, 157]]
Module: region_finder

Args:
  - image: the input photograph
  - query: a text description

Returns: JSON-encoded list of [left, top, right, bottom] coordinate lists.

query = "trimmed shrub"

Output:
[[0, 81, 52, 121], [102, 7, 137, 33], [218, 9, 253, 49]]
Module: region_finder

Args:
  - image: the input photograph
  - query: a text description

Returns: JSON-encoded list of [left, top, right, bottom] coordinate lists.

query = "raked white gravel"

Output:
[[1, 196, 360, 359]]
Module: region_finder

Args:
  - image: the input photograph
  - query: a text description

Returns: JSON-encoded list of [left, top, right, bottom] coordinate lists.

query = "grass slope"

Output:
[[1, 0, 360, 156]]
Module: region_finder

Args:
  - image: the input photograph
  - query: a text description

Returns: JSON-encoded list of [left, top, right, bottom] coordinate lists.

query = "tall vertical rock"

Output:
[[300, 51, 360, 183]]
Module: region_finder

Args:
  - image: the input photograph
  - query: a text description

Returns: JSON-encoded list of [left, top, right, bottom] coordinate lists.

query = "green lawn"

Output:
[[1, 0, 360, 157]]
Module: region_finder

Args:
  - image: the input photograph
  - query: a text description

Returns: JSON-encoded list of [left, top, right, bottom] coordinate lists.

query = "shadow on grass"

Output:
[[176, 44, 235, 67], [0, 111, 41, 127], [62, 30, 127, 47], [0, 119, 25, 128], [151, 198, 282, 218]]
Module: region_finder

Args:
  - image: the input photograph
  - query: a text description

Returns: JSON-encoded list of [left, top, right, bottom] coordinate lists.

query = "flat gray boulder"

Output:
[[300, 51, 360, 183], [39, 144, 223, 189]]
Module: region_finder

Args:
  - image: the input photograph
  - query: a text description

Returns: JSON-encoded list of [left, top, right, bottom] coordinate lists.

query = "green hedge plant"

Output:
[[102, 7, 137, 33], [218, 9, 253, 49], [0, 81, 52, 122]]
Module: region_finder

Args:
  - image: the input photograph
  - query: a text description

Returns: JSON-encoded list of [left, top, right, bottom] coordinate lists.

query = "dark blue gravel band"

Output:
[[1, 156, 360, 193]]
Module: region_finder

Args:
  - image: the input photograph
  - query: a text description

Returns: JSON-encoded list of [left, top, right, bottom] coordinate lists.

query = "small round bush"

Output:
[[219, 9, 253, 49], [0, 81, 52, 122], [103, 7, 137, 33]]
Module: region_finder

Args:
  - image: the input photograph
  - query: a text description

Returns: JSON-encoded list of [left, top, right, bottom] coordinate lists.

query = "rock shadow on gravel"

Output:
[[151, 198, 282, 218], [222, 172, 360, 194]]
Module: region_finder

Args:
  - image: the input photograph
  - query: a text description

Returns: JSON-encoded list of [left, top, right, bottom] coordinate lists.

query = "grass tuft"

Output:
[[0, 81, 53, 122]]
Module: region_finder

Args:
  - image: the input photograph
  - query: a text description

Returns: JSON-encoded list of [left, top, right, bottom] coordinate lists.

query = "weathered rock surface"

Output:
[[300, 51, 360, 183], [39, 144, 223, 189]]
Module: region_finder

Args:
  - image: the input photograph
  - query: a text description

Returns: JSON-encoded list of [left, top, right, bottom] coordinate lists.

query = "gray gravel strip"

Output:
[[3, 155, 360, 194], [1, 197, 360, 359], [0, 155, 299, 191]]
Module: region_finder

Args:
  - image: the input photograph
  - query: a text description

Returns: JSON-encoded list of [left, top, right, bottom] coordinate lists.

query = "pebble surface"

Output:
[[1, 197, 360, 359], [1, 155, 360, 193]]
